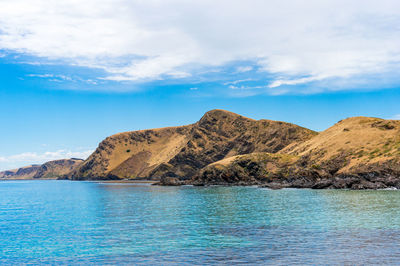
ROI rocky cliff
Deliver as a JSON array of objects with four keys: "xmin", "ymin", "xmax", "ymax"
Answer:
[{"xmin": 68, "ymin": 109, "xmax": 316, "ymax": 180}]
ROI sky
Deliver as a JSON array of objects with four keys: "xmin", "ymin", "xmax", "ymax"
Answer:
[{"xmin": 1, "ymin": 0, "xmax": 400, "ymax": 170}]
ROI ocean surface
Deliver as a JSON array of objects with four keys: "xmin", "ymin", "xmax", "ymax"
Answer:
[{"xmin": 1, "ymin": 181, "xmax": 400, "ymax": 265}]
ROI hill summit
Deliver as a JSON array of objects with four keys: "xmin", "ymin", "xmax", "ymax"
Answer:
[{"xmin": 68, "ymin": 109, "xmax": 316, "ymax": 180}]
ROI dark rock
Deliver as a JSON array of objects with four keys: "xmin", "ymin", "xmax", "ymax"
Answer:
[{"xmin": 312, "ymin": 179, "xmax": 333, "ymax": 189}]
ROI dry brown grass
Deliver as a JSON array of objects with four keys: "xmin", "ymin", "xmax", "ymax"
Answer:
[{"xmin": 284, "ymin": 116, "xmax": 400, "ymax": 173}]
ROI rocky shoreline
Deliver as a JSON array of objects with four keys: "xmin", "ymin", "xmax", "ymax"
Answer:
[{"xmin": 158, "ymin": 171, "xmax": 400, "ymax": 190}]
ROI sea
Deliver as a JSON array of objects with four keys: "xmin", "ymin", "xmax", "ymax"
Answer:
[{"xmin": 1, "ymin": 180, "xmax": 400, "ymax": 265}]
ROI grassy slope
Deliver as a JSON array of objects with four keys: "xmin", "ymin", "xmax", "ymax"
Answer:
[
  {"xmin": 284, "ymin": 117, "xmax": 400, "ymax": 174},
  {"xmin": 192, "ymin": 116, "xmax": 400, "ymax": 187}
]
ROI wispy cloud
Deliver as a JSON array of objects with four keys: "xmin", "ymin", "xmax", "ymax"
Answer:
[
  {"xmin": 27, "ymin": 73, "xmax": 72, "ymax": 81},
  {"xmin": 235, "ymin": 66, "xmax": 253, "ymax": 73},
  {"xmin": 228, "ymin": 85, "xmax": 266, "ymax": 90},
  {"xmin": 268, "ymin": 76, "xmax": 324, "ymax": 88},
  {"xmin": 223, "ymin": 78, "xmax": 255, "ymax": 85},
  {"xmin": 1, "ymin": 0, "xmax": 400, "ymax": 92},
  {"xmin": 27, "ymin": 73, "xmax": 102, "ymax": 85}
]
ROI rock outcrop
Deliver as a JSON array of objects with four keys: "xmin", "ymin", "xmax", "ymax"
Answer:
[{"xmin": 68, "ymin": 109, "xmax": 316, "ymax": 180}]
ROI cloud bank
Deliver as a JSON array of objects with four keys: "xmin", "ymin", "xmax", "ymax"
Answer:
[{"xmin": 1, "ymin": 0, "xmax": 400, "ymax": 91}]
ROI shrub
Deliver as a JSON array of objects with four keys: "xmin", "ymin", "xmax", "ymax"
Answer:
[{"xmin": 311, "ymin": 164, "xmax": 321, "ymax": 170}]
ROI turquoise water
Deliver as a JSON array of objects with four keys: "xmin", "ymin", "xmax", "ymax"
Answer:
[{"xmin": 1, "ymin": 181, "xmax": 400, "ymax": 265}]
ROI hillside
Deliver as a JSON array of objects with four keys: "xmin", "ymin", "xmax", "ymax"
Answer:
[
  {"xmin": 0, "ymin": 159, "xmax": 83, "ymax": 179},
  {"xmin": 0, "ymin": 165, "xmax": 41, "ymax": 179},
  {"xmin": 190, "ymin": 117, "xmax": 400, "ymax": 189},
  {"xmin": 33, "ymin": 158, "xmax": 84, "ymax": 179},
  {"xmin": 69, "ymin": 109, "xmax": 316, "ymax": 180},
  {"xmin": 284, "ymin": 117, "xmax": 400, "ymax": 174}
]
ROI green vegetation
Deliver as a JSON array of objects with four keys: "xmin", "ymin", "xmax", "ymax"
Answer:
[
  {"xmin": 356, "ymin": 150, "xmax": 365, "ymax": 158},
  {"xmin": 311, "ymin": 164, "xmax": 321, "ymax": 170}
]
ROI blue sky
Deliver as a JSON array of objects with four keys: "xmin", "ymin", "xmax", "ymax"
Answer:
[{"xmin": 1, "ymin": 0, "xmax": 400, "ymax": 170}]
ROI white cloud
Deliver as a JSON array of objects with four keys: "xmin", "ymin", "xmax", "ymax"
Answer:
[
  {"xmin": 235, "ymin": 66, "xmax": 253, "ymax": 73},
  {"xmin": 1, "ymin": 0, "xmax": 400, "ymax": 89},
  {"xmin": 0, "ymin": 149, "xmax": 93, "ymax": 171},
  {"xmin": 27, "ymin": 73, "xmax": 73, "ymax": 81},
  {"xmin": 27, "ymin": 73, "xmax": 103, "ymax": 85},
  {"xmin": 224, "ymin": 78, "xmax": 255, "ymax": 85},
  {"xmin": 27, "ymin": 74, "xmax": 54, "ymax": 78},
  {"xmin": 189, "ymin": 87, "xmax": 198, "ymax": 90},
  {"xmin": 268, "ymin": 76, "xmax": 325, "ymax": 88},
  {"xmin": 228, "ymin": 85, "xmax": 266, "ymax": 90}
]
